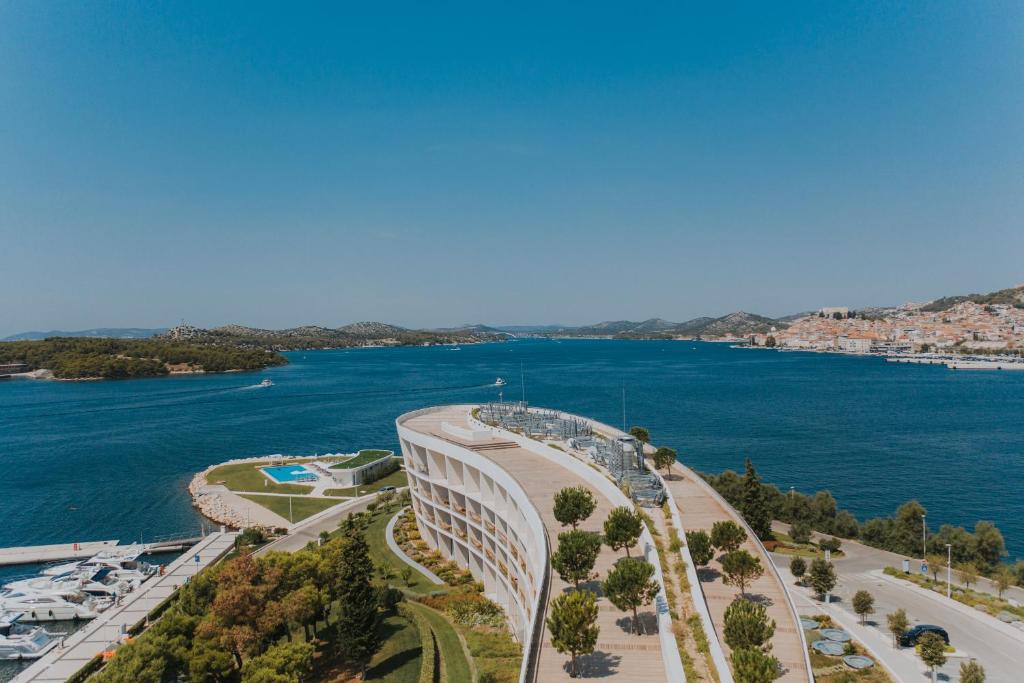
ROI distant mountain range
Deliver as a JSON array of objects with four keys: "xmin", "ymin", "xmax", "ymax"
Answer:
[
  {"xmin": 500, "ymin": 311, "xmax": 787, "ymax": 339},
  {"xmin": 2, "ymin": 328, "xmax": 166, "ymax": 341}
]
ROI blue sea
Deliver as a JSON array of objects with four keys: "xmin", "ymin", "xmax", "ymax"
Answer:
[{"xmin": 1, "ymin": 339, "xmax": 1022, "ymax": 571}]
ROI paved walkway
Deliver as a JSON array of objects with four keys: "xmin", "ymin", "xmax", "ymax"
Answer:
[
  {"xmin": 403, "ymin": 407, "xmax": 669, "ymax": 682},
  {"xmin": 0, "ymin": 540, "xmax": 119, "ymax": 567},
  {"xmin": 663, "ymin": 463, "xmax": 810, "ymax": 682},
  {"xmin": 385, "ymin": 507, "xmax": 444, "ymax": 585},
  {"xmin": 13, "ymin": 533, "xmax": 237, "ymax": 683}
]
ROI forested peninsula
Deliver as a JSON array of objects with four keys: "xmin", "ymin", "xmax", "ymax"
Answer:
[{"xmin": 0, "ymin": 337, "xmax": 287, "ymax": 380}]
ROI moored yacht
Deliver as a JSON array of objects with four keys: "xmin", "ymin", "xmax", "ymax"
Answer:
[
  {"xmin": 42, "ymin": 545, "xmax": 155, "ymax": 578},
  {"xmin": 5, "ymin": 568, "xmax": 138, "ymax": 602},
  {"xmin": 0, "ymin": 613, "xmax": 58, "ymax": 660},
  {"xmin": 0, "ymin": 590, "xmax": 104, "ymax": 621}
]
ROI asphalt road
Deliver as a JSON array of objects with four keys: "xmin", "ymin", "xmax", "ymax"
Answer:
[{"xmin": 771, "ymin": 530, "xmax": 1024, "ymax": 682}]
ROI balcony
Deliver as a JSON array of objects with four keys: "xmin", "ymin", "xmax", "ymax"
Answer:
[
  {"xmin": 484, "ymin": 520, "xmax": 496, "ymax": 533},
  {"xmin": 453, "ymin": 503, "xmax": 467, "ymax": 515},
  {"xmin": 439, "ymin": 522, "xmax": 453, "ymax": 532},
  {"xmin": 455, "ymin": 528, "xmax": 468, "ymax": 540},
  {"xmin": 485, "ymin": 548, "xmax": 496, "ymax": 562},
  {"xmin": 468, "ymin": 510, "xmax": 482, "ymax": 524},
  {"xmin": 508, "ymin": 545, "xmax": 519, "ymax": 560},
  {"xmin": 498, "ymin": 561, "xmax": 509, "ymax": 578},
  {"xmin": 471, "ymin": 538, "xmax": 483, "ymax": 550}
]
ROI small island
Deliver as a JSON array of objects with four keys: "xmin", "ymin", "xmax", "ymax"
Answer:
[{"xmin": 0, "ymin": 337, "xmax": 288, "ymax": 380}]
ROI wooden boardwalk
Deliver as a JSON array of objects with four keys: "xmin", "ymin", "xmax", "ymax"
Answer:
[
  {"xmin": 12, "ymin": 532, "xmax": 238, "ymax": 683},
  {"xmin": 0, "ymin": 540, "xmax": 120, "ymax": 566}
]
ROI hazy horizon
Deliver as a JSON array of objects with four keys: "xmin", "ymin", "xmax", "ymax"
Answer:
[{"xmin": 2, "ymin": 3, "xmax": 1022, "ymax": 338}]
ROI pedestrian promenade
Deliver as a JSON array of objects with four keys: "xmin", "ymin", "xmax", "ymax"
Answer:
[
  {"xmin": 662, "ymin": 462, "xmax": 810, "ymax": 681},
  {"xmin": 13, "ymin": 532, "xmax": 237, "ymax": 683},
  {"xmin": 0, "ymin": 540, "xmax": 119, "ymax": 566}
]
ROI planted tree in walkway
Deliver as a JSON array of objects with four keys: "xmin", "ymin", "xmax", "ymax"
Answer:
[
  {"xmin": 886, "ymin": 608, "xmax": 909, "ymax": 648},
  {"xmin": 723, "ymin": 597, "xmax": 775, "ymax": 652},
  {"xmin": 399, "ymin": 565, "xmax": 414, "ymax": 587},
  {"xmin": 994, "ymin": 565, "xmax": 1015, "ymax": 598},
  {"xmin": 925, "ymin": 553, "xmax": 946, "ymax": 582},
  {"xmin": 629, "ymin": 426, "xmax": 650, "ymax": 444},
  {"xmin": 686, "ymin": 530, "xmax": 714, "ymax": 568},
  {"xmin": 721, "ymin": 550, "xmax": 764, "ymax": 597},
  {"xmin": 554, "ymin": 486, "xmax": 598, "ymax": 530},
  {"xmin": 789, "ymin": 520, "xmax": 812, "ymax": 545},
  {"xmin": 547, "ymin": 588, "xmax": 600, "ymax": 678},
  {"xmin": 653, "ymin": 447, "xmax": 677, "ymax": 478},
  {"xmin": 959, "ymin": 660, "xmax": 986, "ymax": 683},
  {"xmin": 552, "ymin": 530, "xmax": 603, "ymax": 589},
  {"xmin": 919, "ymin": 632, "xmax": 947, "ymax": 683},
  {"xmin": 334, "ymin": 527, "xmax": 382, "ymax": 677},
  {"xmin": 789, "ymin": 557, "xmax": 806, "ymax": 585},
  {"xmin": 603, "ymin": 506, "xmax": 644, "ymax": 558},
  {"xmin": 808, "ymin": 558, "xmax": 837, "ymax": 601},
  {"xmin": 603, "ymin": 558, "xmax": 660, "ymax": 635},
  {"xmin": 852, "ymin": 590, "xmax": 875, "ymax": 625},
  {"xmin": 731, "ymin": 646, "xmax": 780, "ymax": 683},
  {"xmin": 956, "ymin": 562, "xmax": 979, "ymax": 590},
  {"xmin": 819, "ymin": 537, "xmax": 842, "ymax": 554},
  {"xmin": 741, "ymin": 459, "xmax": 773, "ymax": 540},
  {"xmin": 711, "ymin": 520, "xmax": 747, "ymax": 553}
]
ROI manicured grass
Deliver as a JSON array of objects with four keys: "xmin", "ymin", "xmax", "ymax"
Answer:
[
  {"xmin": 206, "ymin": 461, "xmax": 311, "ymax": 495},
  {"xmin": 883, "ymin": 566, "xmax": 1024, "ymax": 620},
  {"xmin": 330, "ymin": 449, "xmax": 394, "ymax": 469},
  {"xmin": 769, "ymin": 532, "xmax": 844, "ymax": 559},
  {"xmin": 364, "ymin": 613, "xmax": 423, "ymax": 683},
  {"xmin": 359, "ymin": 506, "xmax": 441, "ymax": 596},
  {"xmin": 238, "ymin": 494, "xmax": 342, "ymax": 522},
  {"xmin": 805, "ymin": 630, "xmax": 893, "ymax": 682},
  {"xmin": 406, "ymin": 603, "xmax": 472, "ymax": 683},
  {"xmin": 324, "ymin": 469, "xmax": 410, "ymax": 498}
]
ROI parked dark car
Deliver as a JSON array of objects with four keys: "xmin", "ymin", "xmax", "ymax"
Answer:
[{"xmin": 900, "ymin": 624, "xmax": 950, "ymax": 647}]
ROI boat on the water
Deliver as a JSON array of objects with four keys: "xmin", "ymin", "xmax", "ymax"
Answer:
[
  {"xmin": 494, "ymin": 377, "xmax": 506, "ymax": 386},
  {"xmin": 259, "ymin": 378, "xmax": 274, "ymax": 387},
  {"xmin": 5, "ymin": 568, "xmax": 141, "ymax": 602},
  {"xmin": 0, "ymin": 613, "xmax": 58, "ymax": 660},
  {"xmin": 41, "ymin": 545, "xmax": 154, "ymax": 578},
  {"xmin": 0, "ymin": 590, "xmax": 104, "ymax": 621}
]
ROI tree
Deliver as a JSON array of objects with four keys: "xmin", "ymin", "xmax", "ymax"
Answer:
[
  {"xmin": 602, "ymin": 558, "xmax": 660, "ymax": 635},
  {"xmin": 925, "ymin": 554, "xmax": 946, "ymax": 582},
  {"xmin": 789, "ymin": 520, "xmax": 812, "ymax": 545},
  {"xmin": 546, "ymin": 588, "xmax": 600, "ymax": 678},
  {"xmin": 710, "ymin": 520, "xmax": 747, "ymax": 553},
  {"xmin": 723, "ymin": 597, "xmax": 775, "ymax": 651},
  {"xmin": 552, "ymin": 530, "xmax": 603, "ymax": 589},
  {"xmin": 993, "ymin": 565, "xmax": 1015, "ymax": 598},
  {"xmin": 241, "ymin": 641, "xmax": 315, "ymax": 683},
  {"xmin": 731, "ymin": 646, "xmax": 780, "ymax": 683},
  {"xmin": 629, "ymin": 426, "xmax": 650, "ymax": 444},
  {"xmin": 852, "ymin": 590, "xmax": 875, "ymax": 625},
  {"xmin": 789, "ymin": 557, "xmax": 806, "ymax": 584},
  {"xmin": 959, "ymin": 660, "xmax": 986, "ymax": 683},
  {"xmin": 971, "ymin": 521, "xmax": 1006, "ymax": 570},
  {"xmin": 886, "ymin": 609, "xmax": 909, "ymax": 648},
  {"xmin": 334, "ymin": 528, "xmax": 382, "ymax": 677},
  {"xmin": 686, "ymin": 530, "xmax": 714, "ymax": 567},
  {"xmin": 399, "ymin": 565, "xmax": 414, "ymax": 587},
  {"xmin": 819, "ymin": 537, "xmax": 841, "ymax": 554},
  {"xmin": 740, "ymin": 459, "xmax": 772, "ymax": 540},
  {"xmin": 808, "ymin": 559, "xmax": 837, "ymax": 601},
  {"xmin": 919, "ymin": 632, "xmax": 947, "ymax": 683},
  {"xmin": 956, "ymin": 562, "xmax": 979, "ymax": 590},
  {"xmin": 553, "ymin": 486, "xmax": 598, "ymax": 530},
  {"xmin": 721, "ymin": 550, "xmax": 764, "ymax": 597},
  {"xmin": 653, "ymin": 447, "xmax": 677, "ymax": 477},
  {"xmin": 603, "ymin": 506, "xmax": 644, "ymax": 557}
]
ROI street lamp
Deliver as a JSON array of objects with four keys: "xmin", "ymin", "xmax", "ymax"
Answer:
[
  {"xmin": 946, "ymin": 543, "xmax": 952, "ymax": 599},
  {"xmin": 921, "ymin": 513, "xmax": 927, "ymax": 560}
]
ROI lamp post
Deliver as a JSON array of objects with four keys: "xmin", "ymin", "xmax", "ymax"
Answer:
[
  {"xmin": 921, "ymin": 513, "xmax": 927, "ymax": 560},
  {"xmin": 946, "ymin": 543, "xmax": 952, "ymax": 599}
]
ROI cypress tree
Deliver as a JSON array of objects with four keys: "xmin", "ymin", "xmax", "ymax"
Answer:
[
  {"xmin": 334, "ymin": 528, "xmax": 382, "ymax": 677},
  {"xmin": 741, "ymin": 459, "xmax": 772, "ymax": 540}
]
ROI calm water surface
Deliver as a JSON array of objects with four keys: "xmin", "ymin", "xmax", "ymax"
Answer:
[{"xmin": 1, "ymin": 339, "xmax": 1022, "ymax": 567}]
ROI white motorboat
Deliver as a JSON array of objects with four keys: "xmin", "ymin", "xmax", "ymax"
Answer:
[
  {"xmin": 0, "ymin": 590, "xmax": 104, "ymax": 621},
  {"xmin": 42, "ymin": 545, "xmax": 154, "ymax": 578},
  {"xmin": 259, "ymin": 378, "xmax": 274, "ymax": 387},
  {"xmin": 494, "ymin": 377, "xmax": 506, "ymax": 386},
  {"xmin": 6, "ymin": 568, "xmax": 139, "ymax": 602},
  {"xmin": 0, "ymin": 612, "xmax": 58, "ymax": 660}
]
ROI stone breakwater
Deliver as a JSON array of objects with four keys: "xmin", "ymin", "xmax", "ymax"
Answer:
[{"xmin": 188, "ymin": 456, "xmax": 296, "ymax": 529}]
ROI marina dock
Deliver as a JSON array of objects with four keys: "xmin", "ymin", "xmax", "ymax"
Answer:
[
  {"xmin": 0, "ymin": 541, "xmax": 120, "ymax": 567},
  {"xmin": 12, "ymin": 532, "xmax": 237, "ymax": 683}
]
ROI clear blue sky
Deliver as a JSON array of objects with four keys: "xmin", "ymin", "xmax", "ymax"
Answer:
[{"xmin": 1, "ymin": 2, "xmax": 1022, "ymax": 336}]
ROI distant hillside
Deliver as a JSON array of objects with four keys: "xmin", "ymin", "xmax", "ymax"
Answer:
[
  {"xmin": 546, "ymin": 312, "xmax": 786, "ymax": 340},
  {"xmin": 920, "ymin": 284, "xmax": 1024, "ymax": 312},
  {"xmin": 2, "ymin": 328, "xmax": 165, "ymax": 341},
  {"xmin": 163, "ymin": 321, "xmax": 503, "ymax": 351}
]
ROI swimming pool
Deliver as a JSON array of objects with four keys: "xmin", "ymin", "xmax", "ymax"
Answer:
[{"xmin": 261, "ymin": 464, "xmax": 318, "ymax": 483}]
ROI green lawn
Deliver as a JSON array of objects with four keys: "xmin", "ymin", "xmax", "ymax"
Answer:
[
  {"xmin": 330, "ymin": 449, "xmax": 394, "ymax": 469},
  {"xmin": 359, "ymin": 506, "xmax": 441, "ymax": 596},
  {"xmin": 206, "ymin": 461, "xmax": 311, "ymax": 495},
  {"xmin": 406, "ymin": 603, "xmax": 472, "ymax": 683},
  {"xmin": 324, "ymin": 469, "xmax": 410, "ymax": 498},
  {"xmin": 238, "ymin": 494, "xmax": 342, "ymax": 522},
  {"xmin": 364, "ymin": 614, "xmax": 423, "ymax": 683}
]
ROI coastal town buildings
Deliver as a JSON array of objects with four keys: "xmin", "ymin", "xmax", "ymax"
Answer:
[{"xmin": 756, "ymin": 301, "xmax": 1024, "ymax": 354}]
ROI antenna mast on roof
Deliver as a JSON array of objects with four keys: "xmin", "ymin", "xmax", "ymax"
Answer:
[
  {"xmin": 622, "ymin": 383, "xmax": 626, "ymax": 431},
  {"xmin": 521, "ymin": 362, "xmax": 526, "ymax": 404}
]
